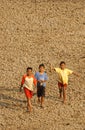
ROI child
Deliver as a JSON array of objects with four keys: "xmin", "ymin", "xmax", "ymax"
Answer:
[
  {"xmin": 51, "ymin": 61, "xmax": 79, "ymax": 103},
  {"xmin": 35, "ymin": 64, "xmax": 48, "ymax": 108},
  {"xmin": 20, "ymin": 67, "xmax": 37, "ymax": 112}
]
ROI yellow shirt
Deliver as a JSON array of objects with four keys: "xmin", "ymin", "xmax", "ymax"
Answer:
[{"xmin": 55, "ymin": 68, "xmax": 73, "ymax": 84}]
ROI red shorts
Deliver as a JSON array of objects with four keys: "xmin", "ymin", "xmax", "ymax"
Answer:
[
  {"xmin": 24, "ymin": 87, "xmax": 33, "ymax": 99},
  {"xmin": 58, "ymin": 82, "xmax": 67, "ymax": 88}
]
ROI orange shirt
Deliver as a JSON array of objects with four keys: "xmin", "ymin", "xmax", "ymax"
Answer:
[{"xmin": 21, "ymin": 74, "xmax": 37, "ymax": 91}]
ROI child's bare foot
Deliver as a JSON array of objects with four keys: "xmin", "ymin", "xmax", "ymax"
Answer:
[
  {"xmin": 40, "ymin": 105, "xmax": 44, "ymax": 109},
  {"xmin": 59, "ymin": 95, "xmax": 62, "ymax": 99},
  {"xmin": 27, "ymin": 105, "xmax": 32, "ymax": 113},
  {"xmin": 26, "ymin": 109, "xmax": 30, "ymax": 113},
  {"xmin": 63, "ymin": 100, "xmax": 66, "ymax": 104}
]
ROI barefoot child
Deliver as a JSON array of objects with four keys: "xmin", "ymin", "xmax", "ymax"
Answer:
[
  {"xmin": 35, "ymin": 64, "xmax": 48, "ymax": 108},
  {"xmin": 51, "ymin": 61, "xmax": 79, "ymax": 103},
  {"xmin": 20, "ymin": 67, "xmax": 37, "ymax": 112}
]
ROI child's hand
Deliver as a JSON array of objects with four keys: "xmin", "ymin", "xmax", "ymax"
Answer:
[
  {"xmin": 38, "ymin": 80, "xmax": 41, "ymax": 83},
  {"xmin": 73, "ymin": 72, "xmax": 80, "ymax": 77},
  {"xmin": 38, "ymin": 80, "xmax": 44, "ymax": 83},
  {"xmin": 78, "ymin": 74, "xmax": 80, "ymax": 77},
  {"xmin": 41, "ymin": 80, "xmax": 44, "ymax": 82},
  {"xmin": 19, "ymin": 87, "xmax": 22, "ymax": 92},
  {"xmin": 20, "ymin": 86, "xmax": 23, "ymax": 92}
]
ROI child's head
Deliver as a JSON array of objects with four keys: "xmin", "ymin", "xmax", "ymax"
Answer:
[
  {"xmin": 26, "ymin": 67, "xmax": 32, "ymax": 75},
  {"xmin": 39, "ymin": 64, "xmax": 45, "ymax": 73},
  {"xmin": 60, "ymin": 61, "xmax": 66, "ymax": 70}
]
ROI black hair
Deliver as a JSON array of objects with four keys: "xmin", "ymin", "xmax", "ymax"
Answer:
[
  {"xmin": 27, "ymin": 67, "xmax": 32, "ymax": 71},
  {"xmin": 39, "ymin": 63, "xmax": 45, "ymax": 69},
  {"xmin": 60, "ymin": 61, "xmax": 66, "ymax": 66}
]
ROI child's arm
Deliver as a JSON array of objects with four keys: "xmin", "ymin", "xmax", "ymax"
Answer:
[
  {"xmin": 33, "ymin": 76, "xmax": 37, "ymax": 86},
  {"xmin": 20, "ymin": 75, "xmax": 25, "ymax": 92},
  {"xmin": 50, "ymin": 63, "xmax": 55, "ymax": 72},
  {"xmin": 40, "ymin": 80, "xmax": 47, "ymax": 83},
  {"xmin": 20, "ymin": 84, "xmax": 23, "ymax": 92}
]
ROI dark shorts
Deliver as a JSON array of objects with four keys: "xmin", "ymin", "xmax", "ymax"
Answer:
[{"xmin": 37, "ymin": 83, "xmax": 45, "ymax": 97}]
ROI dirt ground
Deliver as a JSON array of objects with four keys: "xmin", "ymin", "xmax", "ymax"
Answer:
[{"xmin": 0, "ymin": 0, "xmax": 85, "ymax": 130}]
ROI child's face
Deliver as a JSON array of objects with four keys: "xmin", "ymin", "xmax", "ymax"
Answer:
[
  {"xmin": 60, "ymin": 63, "xmax": 66, "ymax": 70},
  {"xmin": 27, "ymin": 69, "xmax": 32, "ymax": 76},
  {"xmin": 39, "ymin": 66, "xmax": 45, "ymax": 73}
]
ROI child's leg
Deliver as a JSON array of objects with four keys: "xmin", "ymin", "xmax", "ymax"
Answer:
[
  {"xmin": 62, "ymin": 87, "xmax": 66, "ymax": 103},
  {"xmin": 59, "ymin": 87, "xmax": 62, "ymax": 98},
  {"xmin": 24, "ymin": 88, "xmax": 33, "ymax": 111},
  {"xmin": 41, "ymin": 96, "xmax": 44, "ymax": 107},
  {"xmin": 38, "ymin": 97, "xmax": 41, "ymax": 103},
  {"xmin": 37, "ymin": 85, "xmax": 41, "ymax": 103},
  {"xmin": 27, "ymin": 98, "xmax": 32, "ymax": 112},
  {"xmin": 58, "ymin": 82, "xmax": 62, "ymax": 98},
  {"xmin": 40, "ymin": 87, "xmax": 45, "ymax": 107}
]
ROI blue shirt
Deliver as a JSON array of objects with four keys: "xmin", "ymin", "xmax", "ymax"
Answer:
[{"xmin": 35, "ymin": 72, "xmax": 48, "ymax": 87}]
